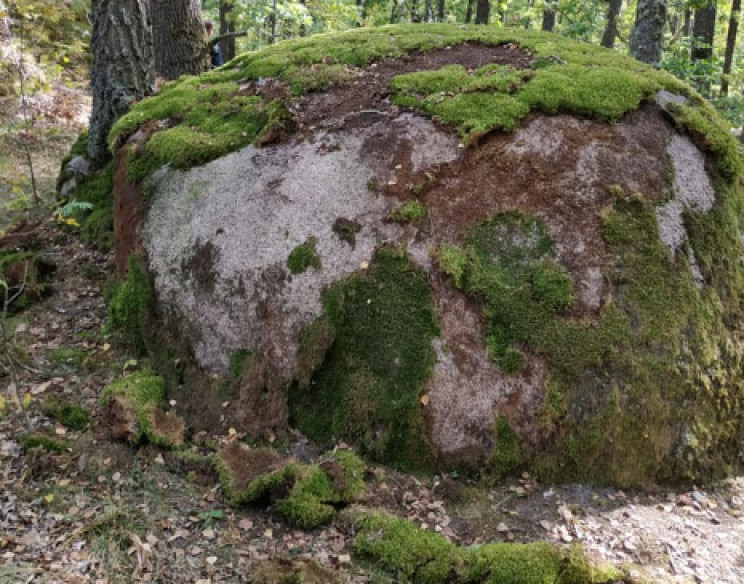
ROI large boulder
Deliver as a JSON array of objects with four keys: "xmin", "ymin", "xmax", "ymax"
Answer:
[{"xmin": 109, "ymin": 24, "xmax": 744, "ymax": 486}]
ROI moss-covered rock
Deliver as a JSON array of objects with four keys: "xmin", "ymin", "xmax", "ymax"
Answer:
[
  {"xmin": 101, "ymin": 370, "xmax": 184, "ymax": 448},
  {"xmin": 216, "ymin": 442, "xmax": 365, "ymax": 528},
  {"xmin": 113, "ymin": 24, "xmax": 744, "ymax": 486}
]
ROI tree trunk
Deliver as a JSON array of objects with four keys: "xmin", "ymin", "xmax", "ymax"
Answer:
[
  {"xmin": 721, "ymin": 0, "xmax": 740, "ymax": 95},
  {"xmin": 425, "ymin": 0, "xmax": 434, "ymax": 22},
  {"xmin": 475, "ymin": 0, "xmax": 490, "ymax": 24},
  {"xmin": 691, "ymin": 1, "xmax": 717, "ymax": 61},
  {"xmin": 270, "ymin": 0, "xmax": 278, "ymax": 44},
  {"xmin": 629, "ymin": 0, "xmax": 668, "ymax": 65},
  {"xmin": 683, "ymin": 8, "xmax": 691, "ymax": 36},
  {"xmin": 541, "ymin": 0, "xmax": 556, "ymax": 31},
  {"xmin": 601, "ymin": 0, "xmax": 623, "ymax": 48},
  {"xmin": 219, "ymin": 1, "xmax": 236, "ymax": 62},
  {"xmin": 465, "ymin": 0, "xmax": 475, "ymax": 23},
  {"xmin": 151, "ymin": 0, "xmax": 207, "ymax": 80},
  {"xmin": 438, "ymin": 0, "xmax": 445, "ymax": 21},
  {"xmin": 88, "ymin": 0, "xmax": 153, "ymax": 166}
]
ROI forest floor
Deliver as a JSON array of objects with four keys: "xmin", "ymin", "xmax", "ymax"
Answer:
[{"xmin": 2, "ymin": 85, "xmax": 744, "ymax": 584}]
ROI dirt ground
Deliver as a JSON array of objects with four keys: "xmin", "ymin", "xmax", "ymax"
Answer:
[{"xmin": 2, "ymin": 77, "xmax": 744, "ymax": 584}]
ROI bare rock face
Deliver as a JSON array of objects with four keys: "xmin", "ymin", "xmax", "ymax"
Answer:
[{"xmin": 111, "ymin": 25, "xmax": 744, "ymax": 486}]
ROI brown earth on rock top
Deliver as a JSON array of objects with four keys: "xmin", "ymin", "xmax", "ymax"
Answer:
[
  {"xmin": 145, "ymin": 406, "xmax": 186, "ymax": 447},
  {"xmin": 295, "ymin": 42, "xmax": 533, "ymax": 131},
  {"xmin": 113, "ymin": 146, "xmax": 145, "ymax": 279}
]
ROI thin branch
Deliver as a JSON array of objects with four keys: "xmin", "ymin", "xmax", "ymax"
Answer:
[{"xmin": 208, "ymin": 31, "xmax": 247, "ymax": 48}]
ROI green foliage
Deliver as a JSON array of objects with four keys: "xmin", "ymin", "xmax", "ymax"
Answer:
[
  {"xmin": 389, "ymin": 200, "xmax": 427, "ymax": 223},
  {"xmin": 20, "ymin": 434, "xmax": 68, "ymax": 453},
  {"xmin": 108, "ymin": 256, "xmax": 152, "ymax": 355},
  {"xmin": 58, "ymin": 163, "xmax": 114, "ymax": 251},
  {"xmin": 42, "ymin": 396, "xmax": 91, "ymax": 430},
  {"xmin": 289, "ymin": 247, "xmax": 439, "ymax": 471},
  {"xmin": 350, "ymin": 511, "xmax": 621, "ymax": 584},
  {"xmin": 287, "ymin": 237, "xmax": 321, "ymax": 274}
]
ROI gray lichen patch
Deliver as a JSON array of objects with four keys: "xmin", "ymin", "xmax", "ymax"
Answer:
[
  {"xmin": 656, "ymin": 134, "xmax": 716, "ymax": 258},
  {"xmin": 141, "ymin": 114, "xmax": 461, "ymax": 376}
]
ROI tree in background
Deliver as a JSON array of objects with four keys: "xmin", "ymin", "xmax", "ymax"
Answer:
[
  {"xmin": 601, "ymin": 0, "xmax": 623, "ymax": 47},
  {"xmin": 542, "ymin": 0, "xmax": 557, "ymax": 31},
  {"xmin": 88, "ymin": 0, "xmax": 153, "ymax": 166},
  {"xmin": 722, "ymin": 0, "xmax": 741, "ymax": 95},
  {"xmin": 220, "ymin": 0, "xmax": 237, "ymax": 62},
  {"xmin": 475, "ymin": 0, "xmax": 490, "ymax": 23},
  {"xmin": 151, "ymin": 0, "xmax": 208, "ymax": 80},
  {"xmin": 629, "ymin": 0, "xmax": 668, "ymax": 65}
]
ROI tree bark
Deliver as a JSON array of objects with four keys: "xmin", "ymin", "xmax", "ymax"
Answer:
[
  {"xmin": 151, "ymin": 0, "xmax": 207, "ymax": 80},
  {"xmin": 88, "ymin": 0, "xmax": 153, "ymax": 166},
  {"xmin": 438, "ymin": 0, "xmax": 445, "ymax": 21},
  {"xmin": 629, "ymin": 0, "xmax": 668, "ymax": 66},
  {"xmin": 691, "ymin": 1, "xmax": 717, "ymax": 61},
  {"xmin": 541, "ymin": 0, "xmax": 556, "ymax": 31},
  {"xmin": 601, "ymin": 0, "xmax": 623, "ymax": 48},
  {"xmin": 722, "ymin": 0, "xmax": 740, "ymax": 95},
  {"xmin": 475, "ymin": 0, "xmax": 490, "ymax": 24},
  {"xmin": 219, "ymin": 1, "xmax": 236, "ymax": 62},
  {"xmin": 425, "ymin": 0, "xmax": 434, "ymax": 22},
  {"xmin": 465, "ymin": 0, "xmax": 475, "ymax": 23},
  {"xmin": 683, "ymin": 8, "xmax": 691, "ymax": 36}
]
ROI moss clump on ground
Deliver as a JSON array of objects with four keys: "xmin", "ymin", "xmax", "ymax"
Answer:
[
  {"xmin": 216, "ymin": 442, "xmax": 365, "ymax": 528},
  {"xmin": 108, "ymin": 256, "xmax": 152, "ymax": 355},
  {"xmin": 348, "ymin": 510, "xmax": 620, "ymax": 584},
  {"xmin": 20, "ymin": 434, "xmax": 68, "ymax": 453},
  {"xmin": 390, "ymin": 200, "xmax": 427, "ymax": 223},
  {"xmin": 109, "ymin": 24, "xmax": 736, "ymax": 183},
  {"xmin": 42, "ymin": 396, "xmax": 91, "ymax": 431},
  {"xmin": 287, "ymin": 237, "xmax": 321, "ymax": 274},
  {"xmin": 289, "ymin": 247, "xmax": 439, "ymax": 472},
  {"xmin": 101, "ymin": 370, "xmax": 184, "ymax": 448}
]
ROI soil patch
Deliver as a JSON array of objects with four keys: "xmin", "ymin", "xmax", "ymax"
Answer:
[
  {"xmin": 218, "ymin": 441, "xmax": 284, "ymax": 495},
  {"xmin": 295, "ymin": 42, "xmax": 533, "ymax": 130}
]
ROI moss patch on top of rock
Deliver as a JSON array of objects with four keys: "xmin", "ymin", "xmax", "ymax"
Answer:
[
  {"xmin": 289, "ymin": 247, "xmax": 439, "ymax": 472},
  {"xmin": 108, "ymin": 24, "xmax": 739, "ymax": 185},
  {"xmin": 347, "ymin": 509, "xmax": 621, "ymax": 584}
]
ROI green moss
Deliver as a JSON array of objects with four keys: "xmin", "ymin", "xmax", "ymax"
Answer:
[
  {"xmin": 217, "ymin": 443, "xmax": 366, "ymax": 528},
  {"xmin": 42, "ymin": 396, "xmax": 91, "ymax": 431},
  {"xmin": 289, "ymin": 247, "xmax": 439, "ymax": 471},
  {"xmin": 487, "ymin": 416, "xmax": 525, "ymax": 479},
  {"xmin": 59, "ymin": 164, "xmax": 114, "ymax": 250},
  {"xmin": 20, "ymin": 434, "xmax": 68, "ymax": 453},
  {"xmin": 48, "ymin": 347, "xmax": 88, "ymax": 367},
  {"xmin": 390, "ymin": 201, "xmax": 427, "ymax": 223},
  {"xmin": 109, "ymin": 24, "xmax": 737, "ymax": 185},
  {"xmin": 229, "ymin": 349, "xmax": 253, "ymax": 380},
  {"xmin": 350, "ymin": 511, "xmax": 621, "ymax": 584},
  {"xmin": 287, "ymin": 237, "xmax": 321, "ymax": 274},
  {"xmin": 108, "ymin": 256, "xmax": 152, "ymax": 355},
  {"xmin": 434, "ymin": 212, "xmax": 578, "ymax": 375},
  {"xmin": 100, "ymin": 370, "xmax": 182, "ymax": 447}
]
